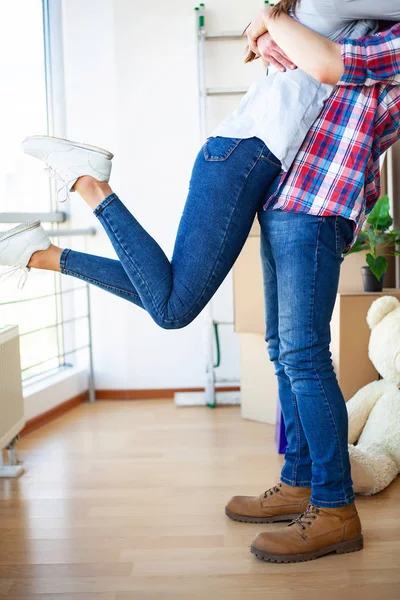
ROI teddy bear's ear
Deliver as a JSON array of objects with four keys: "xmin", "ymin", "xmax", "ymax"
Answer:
[{"xmin": 367, "ymin": 296, "xmax": 400, "ymax": 329}]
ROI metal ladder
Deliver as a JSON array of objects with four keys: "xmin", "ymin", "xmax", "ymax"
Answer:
[{"xmin": 195, "ymin": 3, "xmax": 255, "ymax": 407}]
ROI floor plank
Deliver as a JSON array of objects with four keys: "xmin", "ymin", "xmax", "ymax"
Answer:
[{"xmin": 0, "ymin": 399, "xmax": 399, "ymax": 599}]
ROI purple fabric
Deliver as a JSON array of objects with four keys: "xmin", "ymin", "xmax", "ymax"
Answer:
[{"xmin": 275, "ymin": 401, "xmax": 288, "ymax": 455}]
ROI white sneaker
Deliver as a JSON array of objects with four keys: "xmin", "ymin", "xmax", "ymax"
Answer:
[
  {"xmin": 0, "ymin": 221, "xmax": 51, "ymax": 288},
  {"xmin": 22, "ymin": 135, "xmax": 114, "ymax": 202}
]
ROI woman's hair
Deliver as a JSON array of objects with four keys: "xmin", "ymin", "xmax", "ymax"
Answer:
[
  {"xmin": 244, "ymin": 0, "xmax": 301, "ymax": 63},
  {"xmin": 270, "ymin": 0, "xmax": 300, "ymax": 19}
]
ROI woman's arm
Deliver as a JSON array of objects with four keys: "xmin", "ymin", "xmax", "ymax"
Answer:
[
  {"xmin": 247, "ymin": 8, "xmax": 343, "ymax": 84},
  {"xmin": 249, "ymin": 8, "xmax": 400, "ymax": 86}
]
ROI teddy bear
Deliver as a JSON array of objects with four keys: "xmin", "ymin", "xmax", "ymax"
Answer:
[{"xmin": 347, "ymin": 295, "xmax": 400, "ymax": 495}]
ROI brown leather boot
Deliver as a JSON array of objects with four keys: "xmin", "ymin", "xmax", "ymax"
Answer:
[
  {"xmin": 225, "ymin": 482, "xmax": 311, "ymax": 524},
  {"xmin": 251, "ymin": 502, "xmax": 363, "ymax": 563}
]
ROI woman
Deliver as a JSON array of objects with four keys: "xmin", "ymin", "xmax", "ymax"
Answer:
[{"xmin": 0, "ymin": 1, "xmax": 373, "ymax": 331}]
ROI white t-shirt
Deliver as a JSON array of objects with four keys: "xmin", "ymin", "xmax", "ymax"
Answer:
[{"xmin": 212, "ymin": 0, "xmax": 375, "ymax": 171}]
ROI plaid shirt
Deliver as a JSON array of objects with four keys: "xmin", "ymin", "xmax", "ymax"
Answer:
[{"xmin": 264, "ymin": 23, "xmax": 400, "ymax": 248}]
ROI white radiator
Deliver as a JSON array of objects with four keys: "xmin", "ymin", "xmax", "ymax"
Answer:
[{"xmin": 0, "ymin": 325, "xmax": 25, "ymax": 477}]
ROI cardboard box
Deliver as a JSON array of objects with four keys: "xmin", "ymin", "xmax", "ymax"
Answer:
[
  {"xmin": 239, "ymin": 333, "xmax": 278, "ymax": 425},
  {"xmin": 331, "ymin": 290, "xmax": 400, "ymax": 400},
  {"xmin": 233, "ymin": 235, "xmax": 265, "ymax": 334}
]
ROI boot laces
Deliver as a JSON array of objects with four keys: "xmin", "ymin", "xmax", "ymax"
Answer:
[
  {"xmin": 289, "ymin": 504, "xmax": 319, "ymax": 531},
  {"xmin": 0, "ymin": 266, "xmax": 29, "ymax": 289},
  {"xmin": 263, "ymin": 482, "xmax": 282, "ymax": 498}
]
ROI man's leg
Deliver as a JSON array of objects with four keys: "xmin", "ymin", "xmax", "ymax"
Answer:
[
  {"xmin": 224, "ymin": 208, "xmax": 312, "ymax": 524},
  {"xmin": 259, "ymin": 213, "xmax": 312, "ymax": 489},
  {"xmin": 264, "ymin": 211, "xmax": 355, "ymax": 506},
  {"xmin": 250, "ymin": 209, "xmax": 363, "ymax": 563}
]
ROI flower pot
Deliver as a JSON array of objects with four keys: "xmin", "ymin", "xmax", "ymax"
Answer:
[{"xmin": 361, "ymin": 266, "xmax": 386, "ymax": 292}]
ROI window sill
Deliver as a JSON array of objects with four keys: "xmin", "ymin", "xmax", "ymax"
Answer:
[{"xmin": 23, "ymin": 365, "xmax": 89, "ymax": 421}]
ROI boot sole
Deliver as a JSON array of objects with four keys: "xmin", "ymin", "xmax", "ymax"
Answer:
[
  {"xmin": 23, "ymin": 135, "xmax": 114, "ymax": 159},
  {"xmin": 0, "ymin": 221, "xmax": 41, "ymax": 243},
  {"xmin": 251, "ymin": 535, "xmax": 364, "ymax": 563},
  {"xmin": 225, "ymin": 507, "xmax": 300, "ymax": 524}
]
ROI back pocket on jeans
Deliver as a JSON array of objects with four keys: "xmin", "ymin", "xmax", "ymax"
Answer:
[{"xmin": 203, "ymin": 137, "xmax": 242, "ymax": 162}]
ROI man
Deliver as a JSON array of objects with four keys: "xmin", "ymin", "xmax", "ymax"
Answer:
[{"xmin": 226, "ymin": 4, "xmax": 400, "ymax": 563}]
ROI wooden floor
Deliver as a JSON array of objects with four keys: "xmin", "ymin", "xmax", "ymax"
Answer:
[{"xmin": 0, "ymin": 399, "xmax": 399, "ymax": 600}]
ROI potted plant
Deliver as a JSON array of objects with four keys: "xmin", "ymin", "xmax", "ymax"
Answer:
[{"xmin": 347, "ymin": 195, "xmax": 400, "ymax": 292}]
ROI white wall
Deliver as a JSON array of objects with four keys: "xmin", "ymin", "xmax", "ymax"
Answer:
[{"xmin": 61, "ymin": 0, "xmax": 263, "ymax": 390}]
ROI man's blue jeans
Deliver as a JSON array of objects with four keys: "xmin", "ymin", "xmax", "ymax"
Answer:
[
  {"xmin": 60, "ymin": 137, "xmax": 281, "ymax": 329},
  {"xmin": 258, "ymin": 207, "xmax": 356, "ymax": 508}
]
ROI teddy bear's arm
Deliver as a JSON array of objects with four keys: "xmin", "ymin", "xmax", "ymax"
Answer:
[{"xmin": 347, "ymin": 379, "xmax": 393, "ymax": 444}]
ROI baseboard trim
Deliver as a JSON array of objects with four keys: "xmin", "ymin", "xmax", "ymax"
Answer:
[
  {"xmin": 20, "ymin": 391, "xmax": 89, "ymax": 437},
  {"xmin": 96, "ymin": 386, "xmax": 240, "ymax": 400},
  {"xmin": 19, "ymin": 387, "xmax": 241, "ymax": 435}
]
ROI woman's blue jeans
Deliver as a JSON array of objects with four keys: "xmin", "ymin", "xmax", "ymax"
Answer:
[
  {"xmin": 258, "ymin": 207, "xmax": 356, "ymax": 508},
  {"xmin": 60, "ymin": 137, "xmax": 281, "ymax": 329}
]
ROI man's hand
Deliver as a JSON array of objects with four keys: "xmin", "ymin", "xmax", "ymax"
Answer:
[{"xmin": 257, "ymin": 32, "xmax": 297, "ymax": 72}]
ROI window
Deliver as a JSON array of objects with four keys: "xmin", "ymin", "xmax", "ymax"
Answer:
[
  {"xmin": 0, "ymin": 0, "xmax": 50, "ymax": 213},
  {"xmin": 0, "ymin": 1, "xmax": 92, "ymax": 385}
]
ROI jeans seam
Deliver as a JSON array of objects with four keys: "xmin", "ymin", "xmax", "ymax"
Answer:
[
  {"xmin": 203, "ymin": 138, "xmax": 243, "ymax": 161},
  {"xmin": 281, "ymin": 475, "xmax": 311, "ymax": 487},
  {"xmin": 93, "ymin": 193, "xmax": 119, "ymax": 217},
  {"xmin": 310, "ymin": 494, "xmax": 355, "ymax": 508},
  {"xmin": 61, "ymin": 267, "xmax": 142, "ymax": 300},
  {"xmin": 335, "ymin": 216, "xmax": 339, "ymax": 256},
  {"xmin": 260, "ymin": 153, "xmax": 281, "ymax": 168},
  {"xmin": 335, "ymin": 216, "xmax": 342, "ymax": 257},
  {"xmin": 59, "ymin": 248, "xmax": 71, "ymax": 271},
  {"xmin": 291, "ymin": 392, "xmax": 301, "ymax": 484},
  {"xmin": 310, "ymin": 219, "xmax": 348, "ymax": 504}
]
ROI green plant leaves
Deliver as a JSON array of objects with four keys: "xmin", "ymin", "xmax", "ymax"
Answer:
[
  {"xmin": 366, "ymin": 254, "xmax": 388, "ymax": 281},
  {"xmin": 367, "ymin": 195, "xmax": 393, "ymax": 230},
  {"xmin": 348, "ymin": 196, "xmax": 400, "ymax": 260},
  {"xmin": 346, "ymin": 196, "xmax": 400, "ymax": 278},
  {"xmin": 346, "ymin": 236, "xmax": 369, "ymax": 255}
]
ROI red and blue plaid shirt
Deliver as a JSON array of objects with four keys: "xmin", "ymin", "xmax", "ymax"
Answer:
[{"xmin": 264, "ymin": 23, "xmax": 400, "ymax": 248}]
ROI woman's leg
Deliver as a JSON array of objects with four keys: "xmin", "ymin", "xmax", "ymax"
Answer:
[
  {"xmin": 29, "ymin": 245, "xmax": 146, "ymax": 308},
  {"xmin": 258, "ymin": 208, "xmax": 355, "ymax": 508},
  {"xmin": 258, "ymin": 209, "xmax": 312, "ymax": 488},
  {"xmin": 43, "ymin": 137, "xmax": 281, "ymax": 329}
]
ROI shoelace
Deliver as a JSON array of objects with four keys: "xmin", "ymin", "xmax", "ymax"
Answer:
[
  {"xmin": 0, "ymin": 266, "xmax": 29, "ymax": 289},
  {"xmin": 45, "ymin": 164, "xmax": 75, "ymax": 203},
  {"xmin": 289, "ymin": 504, "xmax": 319, "ymax": 531},
  {"xmin": 263, "ymin": 482, "xmax": 282, "ymax": 498}
]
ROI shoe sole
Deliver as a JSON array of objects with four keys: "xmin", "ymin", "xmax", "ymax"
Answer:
[
  {"xmin": 0, "ymin": 221, "xmax": 41, "ymax": 243},
  {"xmin": 250, "ymin": 535, "xmax": 364, "ymax": 563},
  {"xmin": 22, "ymin": 135, "xmax": 114, "ymax": 159},
  {"xmin": 225, "ymin": 507, "xmax": 300, "ymax": 524}
]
